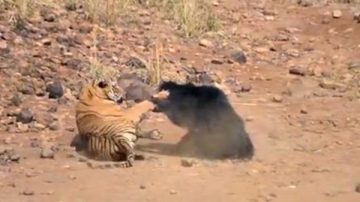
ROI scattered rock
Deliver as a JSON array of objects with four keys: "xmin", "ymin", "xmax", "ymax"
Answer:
[
  {"xmin": 62, "ymin": 58, "xmax": 83, "ymax": 70},
  {"xmin": 16, "ymin": 108, "xmax": 33, "ymax": 124},
  {"xmin": 40, "ymin": 148, "xmax": 55, "ymax": 159},
  {"xmin": 66, "ymin": 127, "xmax": 75, "ymax": 132},
  {"xmin": 211, "ymin": 58, "xmax": 223, "ymax": 65},
  {"xmin": 0, "ymin": 147, "xmax": 7, "ymax": 155},
  {"xmin": 300, "ymin": 107, "xmax": 308, "ymax": 114},
  {"xmin": 46, "ymin": 81, "xmax": 64, "ymax": 99},
  {"xmin": 272, "ymin": 95, "xmax": 283, "ymax": 103},
  {"xmin": 275, "ymin": 34, "xmax": 290, "ymax": 41},
  {"xmin": 355, "ymin": 183, "xmax": 360, "ymax": 193},
  {"xmin": 181, "ymin": 159, "xmax": 197, "ymax": 167},
  {"xmin": 48, "ymin": 106, "xmax": 58, "ymax": 113},
  {"xmin": 10, "ymin": 93, "xmax": 22, "ymax": 106},
  {"xmin": 289, "ymin": 66, "xmax": 308, "ymax": 76},
  {"xmin": 21, "ymin": 189, "xmax": 34, "ymax": 196},
  {"xmin": 319, "ymin": 79, "xmax": 344, "ymax": 90},
  {"xmin": 9, "ymin": 153, "xmax": 20, "ymax": 162},
  {"xmin": 199, "ymin": 39, "xmax": 214, "ymax": 48},
  {"xmin": 139, "ymin": 184, "xmax": 146, "ymax": 190},
  {"xmin": 298, "ymin": 0, "xmax": 313, "ymax": 7},
  {"xmin": 169, "ymin": 189, "xmax": 177, "ymax": 195},
  {"xmin": 40, "ymin": 9, "xmax": 56, "ymax": 22},
  {"xmin": 0, "ymin": 40, "xmax": 8, "ymax": 49},
  {"xmin": 332, "ymin": 10, "xmax": 342, "ymax": 19},
  {"xmin": 41, "ymin": 38, "xmax": 52, "ymax": 46},
  {"xmin": 17, "ymin": 122, "xmax": 29, "ymax": 132},
  {"xmin": 34, "ymin": 113, "xmax": 54, "ymax": 127},
  {"xmin": 245, "ymin": 116, "xmax": 254, "ymax": 122},
  {"xmin": 125, "ymin": 57, "xmax": 147, "ymax": 69},
  {"xmin": 237, "ymin": 83, "xmax": 252, "ymax": 93},
  {"xmin": 197, "ymin": 72, "xmax": 214, "ymax": 84},
  {"xmin": 33, "ymin": 122, "xmax": 46, "ymax": 130},
  {"xmin": 354, "ymin": 12, "xmax": 360, "ymax": 23},
  {"xmin": 18, "ymin": 83, "xmax": 35, "ymax": 95},
  {"xmin": 69, "ymin": 175, "xmax": 77, "ymax": 180},
  {"xmin": 49, "ymin": 121, "xmax": 60, "ymax": 131},
  {"xmin": 78, "ymin": 24, "xmax": 93, "ymax": 34},
  {"xmin": 286, "ymin": 49, "xmax": 300, "ymax": 57},
  {"xmin": 65, "ymin": 1, "xmax": 77, "ymax": 11},
  {"xmin": 230, "ymin": 50, "xmax": 247, "ymax": 64},
  {"xmin": 348, "ymin": 60, "xmax": 360, "ymax": 70},
  {"xmin": 264, "ymin": 16, "xmax": 275, "ymax": 21}
]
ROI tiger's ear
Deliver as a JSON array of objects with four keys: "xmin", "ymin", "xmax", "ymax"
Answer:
[{"xmin": 79, "ymin": 85, "xmax": 93, "ymax": 100}]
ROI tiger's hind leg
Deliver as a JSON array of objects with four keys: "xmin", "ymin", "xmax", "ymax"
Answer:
[
  {"xmin": 112, "ymin": 134, "xmax": 137, "ymax": 167},
  {"xmin": 69, "ymin": 135, "xmax": 135, "ymax": 169}
]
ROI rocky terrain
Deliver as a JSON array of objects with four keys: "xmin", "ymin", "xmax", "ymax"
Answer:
[{"xmin": 0, "ymin": 0, "xmax": 360, "ymax": 202}]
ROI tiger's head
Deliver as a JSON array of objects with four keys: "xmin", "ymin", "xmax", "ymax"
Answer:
[{"xmin": 79, "ymin": 79, "xmax": 125, "ymax": 104}]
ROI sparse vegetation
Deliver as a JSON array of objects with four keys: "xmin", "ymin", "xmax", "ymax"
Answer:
[
  {"xmin": 87, "ymin": 27, "xmax": 119, "ymax": 81},
  {"xmin": 172, "ymin": 0, "xmax": 221, "ymax": 37},
  {"xmin": 146, "ymin": 41, "xmax": 164, "ymax": 86},
  {"xmin": 6, "ymin": 0, "xmax": 36, "ymax": 17},
  {"xmin": 142, "ymin": 0, "xmax": 221, "ymax": 37},
  {"xmin": 79, "ymin": 0, "xmax": 135, "ymax": 26}
]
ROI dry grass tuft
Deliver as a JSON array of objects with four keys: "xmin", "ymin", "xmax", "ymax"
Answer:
[
  {"xmin": 146, "ymin": 40, "xmax": 164, "ymax": 86},
  {"xmin": 142, "ymin": 0, "xmax": 221, "ymax": 37},
  {"xmin": 80, "ymin": 0, "xmax": 135, "ymax": 27},
  {"xmin": 173, "ymin": 0, "xmax": 221, "ymax": 37},
  {"xmin": 87, "ymin": 27, "xmax": 119, "ymax": 81}
]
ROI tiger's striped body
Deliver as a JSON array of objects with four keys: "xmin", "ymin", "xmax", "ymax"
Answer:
[{"xmin": 74, "ymin": 79, "xmax": 168, "ymax": 168}]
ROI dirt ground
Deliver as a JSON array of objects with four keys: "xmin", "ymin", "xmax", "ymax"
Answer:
[{"xmin": 0, "ymin": 1, "xmax": 360, "ymax": 202}]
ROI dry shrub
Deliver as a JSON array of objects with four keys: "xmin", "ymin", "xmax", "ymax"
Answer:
[
  {"xmin": 139, "ymin": 0, "xmax": 221, "ymax": 37},
  {"xmin": 146, "ymin": 41, "xmax": 163, "ymax": 86},
  {"xmin": 173, "ymin": 0, "xmax": 221, "ymax": 37},
  {"xmin": 87, "ymin": 27, "xmax": 119, "ymax": 81},
  {"xmin": 80, "ymin": 0, "xmax": 135, "ymax": 26}
]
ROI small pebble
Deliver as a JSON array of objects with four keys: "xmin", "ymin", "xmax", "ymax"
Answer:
[
  {"xmin": 69, "ymin": 175, "xmax": 77, "ymax": 180},
  {"xmin": 181, "ymin": 159, "xmax": 197, "ymax": 167},
  {"xmin": 230, "ymin": 50, "xmax": 247, "ymax": 64},
  {"xmin": 16, "ymin": 108, "xmax": 33, "ymax": 124},
  {"xmin": 211, "ymin": 59, "xmax": 223, "ymax": 65},
  {"xmin": 9, "ymin": 153, "xmax": 21, "ymax": 162},
  {"xmin": 40, "ymin": 148, "xmax": 55, "ymax": 159},
  {"xmin": 289, "ymin": 66, "xmax": 308, "ymax": 76},
  {"xmin": 355, "ymin": 183, "xmax": 360, "ymax": 193},
  {"xmin": 10, "ymin": 93, "xmax": 22, "ymax": 106},
  {"xmin": 300, "ymin": 107, "xmax": 308, "ymax": 114},
  {"xmin": 21, "ymin": 190, "xmax": 34, "ymax": 196},
  {"xmin": 33, "ymin": 122, "xmax": 46, "ymax": 130},
  {"xmin": 49, "ymin": 121, "xmax": 60, "ymax": 131},
  {"xmin": 169, "ymin": 189, "xmax": 177, "ymax": 195},
  {"xmin": 199, "ymin": 39, "xmax": 214, "ymax": 48},
  {"xmin": 0, "ymin": 146, "xmax": 6, "ymax": 155},
  {"xmin": 319, "ymin": 79, "xmax": 343, "ymax": 90},
  {"xmin": 239, "ymin": 83, "xmax": 252, "ymax": 92},
  {"xmin": 46, "ymin": 81, "xmax": 64, "ymax": 99},
  {"xmin": 139, "ymin": 184, "xmax": 147, "ymax": 190},
  {"xmin": 332, "ymin": 10, "xmax": 342, "ymax": 18},
  {"xmin": 272, "ymin": 95, "xmax": 283, "ymax": 103},
  {"xmin": 354, "ymin": 12, "xmax": 360, "ymax": 23}
]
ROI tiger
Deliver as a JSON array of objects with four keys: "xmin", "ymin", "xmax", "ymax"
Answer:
[{"xmin": 73, "ymin": 79, "xmax": 169, "ymax": 168}]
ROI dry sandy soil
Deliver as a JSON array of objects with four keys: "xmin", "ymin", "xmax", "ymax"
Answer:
[{"xmin": 0, "ymin": 0, "xmax": 360, "ymax": 202}]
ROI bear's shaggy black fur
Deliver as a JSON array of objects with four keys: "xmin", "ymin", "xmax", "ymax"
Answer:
[{"xmin": 152, "ymin": 81, "xmax": 254, "ymax": 160}]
